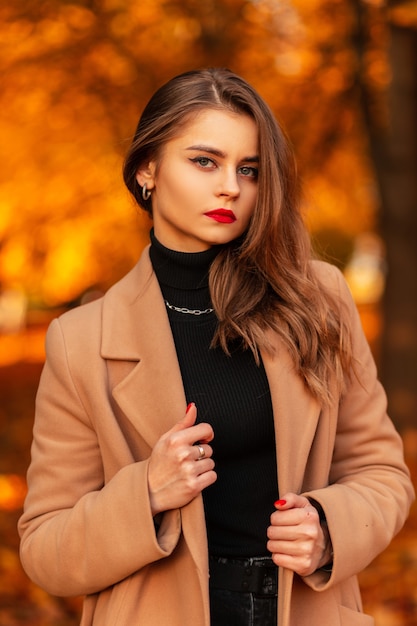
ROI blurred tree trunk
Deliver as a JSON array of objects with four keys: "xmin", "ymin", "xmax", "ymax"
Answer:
[
  {"xmin": 380, "ymin": 17, "xmax": 417, "ymax": 432},
  {"xmin": 355, "ymin": 0, "xmax": 417, "ymax": 431}
]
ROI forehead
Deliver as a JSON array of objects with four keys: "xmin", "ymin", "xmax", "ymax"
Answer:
[{"xmin": 168, "ymin": 108, "xmax": 259, "ymax": 150}]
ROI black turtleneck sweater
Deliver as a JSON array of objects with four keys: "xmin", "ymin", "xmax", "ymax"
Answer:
[{"xmin": 149, "ymin": 232, "xmax": 278, "ymax": 557}]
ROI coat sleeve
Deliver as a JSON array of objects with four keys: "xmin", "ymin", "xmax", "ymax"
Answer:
[
  {"xmin": 18, "ymin": 315, "xmax": 181, "ymax": 597},
  {"xmin": 302, "ymin": 264, "xmax": 414, "ymax": 590}
]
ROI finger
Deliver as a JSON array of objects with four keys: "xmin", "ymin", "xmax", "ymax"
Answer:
[
  {"xmin": 269, "ymin": 550, "xmax": 316, "ymax": 576},
  {"xmin": 193, "ymin": 451, "xmax": 216, "ymax": 477},
  {"xmin": 270, "ymin": 505, "xmax": 318, "ymax": 529},
  {"xmin": 274, "ymin": 492, "xmax": 310, "ymax": 511},
  {"xmin": 195, "ymin": 467, "xmax": 218, "ymax": 491},
  {"xmin": 267, "ymin": 523, "xmax": 301, "ymax": 542},
  {"xmin": 274, "ymin": 493, "xmax": 311, "ymax": 510},
  {"xmin": 193, "ymin": 442, "xmax": 214, "ymax": 461},
  {"xmin": 169, "ymin": 403, "xmax": 214, "ymax": 445},
  {"xmin": 267, "ymin": 536, "xmax": 303, "ymax": 556},
  {"xmin": 194, "ymin": 443, "xmax": 206, "ymax": 461},
  {"xmin": 169, "ymin": 402, "xmax": 197, "ymax": 434}
]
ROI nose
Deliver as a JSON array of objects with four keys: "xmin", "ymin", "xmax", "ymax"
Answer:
[{"xmin": 218, "ymin": 166, "xmax": 240, "ymax": 198}]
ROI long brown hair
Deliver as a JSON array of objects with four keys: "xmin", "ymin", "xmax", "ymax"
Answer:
[{"xmin": 123, "ymin": 68, "xmax": 352, "ymax": 403}]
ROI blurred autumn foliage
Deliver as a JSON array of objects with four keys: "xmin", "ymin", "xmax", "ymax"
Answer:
[
  {"xmin": 1, "ymin": 0, "xmax": 384, "ymax": 306},
  {"xmin": 1, "ymin": 0, "xmax": 416, "ymax": 624}
]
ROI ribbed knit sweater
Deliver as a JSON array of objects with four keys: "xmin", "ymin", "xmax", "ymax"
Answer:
[{"xmin": 150, "ymin": 232, "xmax": 278, "ymax": 557}]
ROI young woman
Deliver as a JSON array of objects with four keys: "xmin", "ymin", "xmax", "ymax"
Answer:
[{"xmin": 19, "ymin": 68, "xmax": 414, "ymax": 626}]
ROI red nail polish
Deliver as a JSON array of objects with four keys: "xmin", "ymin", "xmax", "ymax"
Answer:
[
  {"xmin": 274, "ymin": 499, "xmax": 286, "ymax": 507},
  {"xmin": 186, "ymin": 403, "xmax": 194, "ymax": 413}
]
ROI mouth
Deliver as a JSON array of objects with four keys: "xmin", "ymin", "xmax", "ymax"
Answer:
[{"xmin": 204, "ymin": 209, "xmax": 237, "ymax": 224}]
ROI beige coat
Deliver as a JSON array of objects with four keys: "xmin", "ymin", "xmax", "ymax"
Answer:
[{"xmin": 19, "ymin": 248, "xmax": 414, "ymax": 626}]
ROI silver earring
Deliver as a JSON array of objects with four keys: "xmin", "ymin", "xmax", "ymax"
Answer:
[{"xmin": 142, "ymin": 183, "xmax": 151, "ymax": 201}]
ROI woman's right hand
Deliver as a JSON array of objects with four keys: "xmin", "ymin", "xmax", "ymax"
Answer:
[{"xmin": 147, "ymin": 403, "xmax": 217, "ymax": 515}]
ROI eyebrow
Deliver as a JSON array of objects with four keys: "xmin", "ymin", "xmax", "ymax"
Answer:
[{"xmin": 185, "ymin": 144, "xmax": 259, "ymax": 162}]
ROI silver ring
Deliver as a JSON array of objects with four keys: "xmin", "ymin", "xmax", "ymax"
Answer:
[{"xmin": 196, "ymin": 444, "xmax": 205, "ymax": 461}]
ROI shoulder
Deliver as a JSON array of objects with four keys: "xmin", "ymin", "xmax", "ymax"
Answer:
[
  {"xmin": 309, "ymin": 259, "xmax": 343, "ymax": 284},
  {"xmin": 49, "ymin": 247, "xmax": 152, "ymax": 338},
  {"xmin": 44, "ymin": 247, "xmax": 154, "ymax": 361},
  {"xmin": 44, "ymin": 298, "xmax": 104, "ymax": 364},
  {"xmin": 309, "ymin": 259, "xmax": 353, "ymax": 304},
  {"xmin": 58, "ymin": 296, "xmax": 103, "ymax": 327}
]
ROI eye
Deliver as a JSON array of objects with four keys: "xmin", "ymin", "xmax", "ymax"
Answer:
[
  {"xmin": 190, "ymin": 156, "xmax": 216, "ymax": 169},
  {"xmin": 239, "ymin": 165, "xmax": 258, "ymax": 179}
]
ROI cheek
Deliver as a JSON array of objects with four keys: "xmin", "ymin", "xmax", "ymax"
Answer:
[
  {"xmin": 162, "ymin": 166, "xmax": 202, "ymax": 202},
  {"xmin": 155, "ymin": 173, "xmax": 187, "ymax": 207}
]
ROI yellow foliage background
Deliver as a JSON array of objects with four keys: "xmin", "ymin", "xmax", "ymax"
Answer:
[{"xmin": 0, "ymin": 0, "xmax": 384, "ymax": 306}]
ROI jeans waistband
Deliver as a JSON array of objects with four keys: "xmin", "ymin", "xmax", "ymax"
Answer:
[{"xmin": 209, "ymin": 555, "xmax": 278, "ymax": 596}]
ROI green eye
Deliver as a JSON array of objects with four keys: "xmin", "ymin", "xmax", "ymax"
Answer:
[
  {"xmin": 239, "ymin": 166, "xmax": 258, "ymax": 178},
  {"xmin": 190, "ymin": 157, "xmax": 215, "ymax": 168}
]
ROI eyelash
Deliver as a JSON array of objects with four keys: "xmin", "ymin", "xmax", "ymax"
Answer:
[
  {"xmin": 239, "ymin": 165, "xmax": 258, "ymax": 179},
  {"xmin": 190, "ymin": 157, "xmax": 215, "ymax": 168},
  {"xmin": 190, "ymin": 157, "xmax": 258, "ymax": 179}
]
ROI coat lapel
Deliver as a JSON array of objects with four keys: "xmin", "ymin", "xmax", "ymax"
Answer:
[
  {"xmin": 101, "ymin": 247, "xmax": 187, "ymax": 448},
  {"xmin": 262, "ymin": 335, "xmax": 322, "ymax": 626},
  {"xmin": 262, "ymin": 335, "xmax": 322, "ymax": 495}
]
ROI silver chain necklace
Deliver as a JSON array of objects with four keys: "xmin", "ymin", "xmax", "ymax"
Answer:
[{"xmin": 164, "ymin": 300, "xmax": 214, "ymax": 316}]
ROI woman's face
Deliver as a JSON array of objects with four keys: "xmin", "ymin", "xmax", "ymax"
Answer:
[{"xmin": 136, "ymin": 108, "xmax": 259, "ymax": 252}]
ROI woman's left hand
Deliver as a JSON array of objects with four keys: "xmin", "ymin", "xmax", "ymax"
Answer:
[{"xmin": 266, "ymin": 493, "xmax": 332, "ymax": 576}]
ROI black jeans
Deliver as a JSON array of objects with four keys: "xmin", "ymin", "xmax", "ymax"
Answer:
[{"xmin": 209, "ymin": 556, "xmax": 278, "ymax": 626}]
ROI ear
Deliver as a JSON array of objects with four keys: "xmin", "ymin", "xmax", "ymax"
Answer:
[{"xmin": 135, "ymin": 161, "xmax": 157, "ymax": 190}]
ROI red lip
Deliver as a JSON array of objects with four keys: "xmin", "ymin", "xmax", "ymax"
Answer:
[{"xmin": 204, "ymin": 209, "xmax": 236, "ymax": 224}]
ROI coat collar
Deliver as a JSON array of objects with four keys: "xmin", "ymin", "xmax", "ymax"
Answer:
[
  {"xmin": 101, "ymin": 247, "xmax": 187, "ymax": 447},
  {"xmin": 101, "ymin": 245, "xmax": 161, "ymax": 361}
]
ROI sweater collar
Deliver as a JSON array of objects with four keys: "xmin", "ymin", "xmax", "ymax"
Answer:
[{"xmin": 149, "ymin": 229, "xmax": 222, "ymax": 290}]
